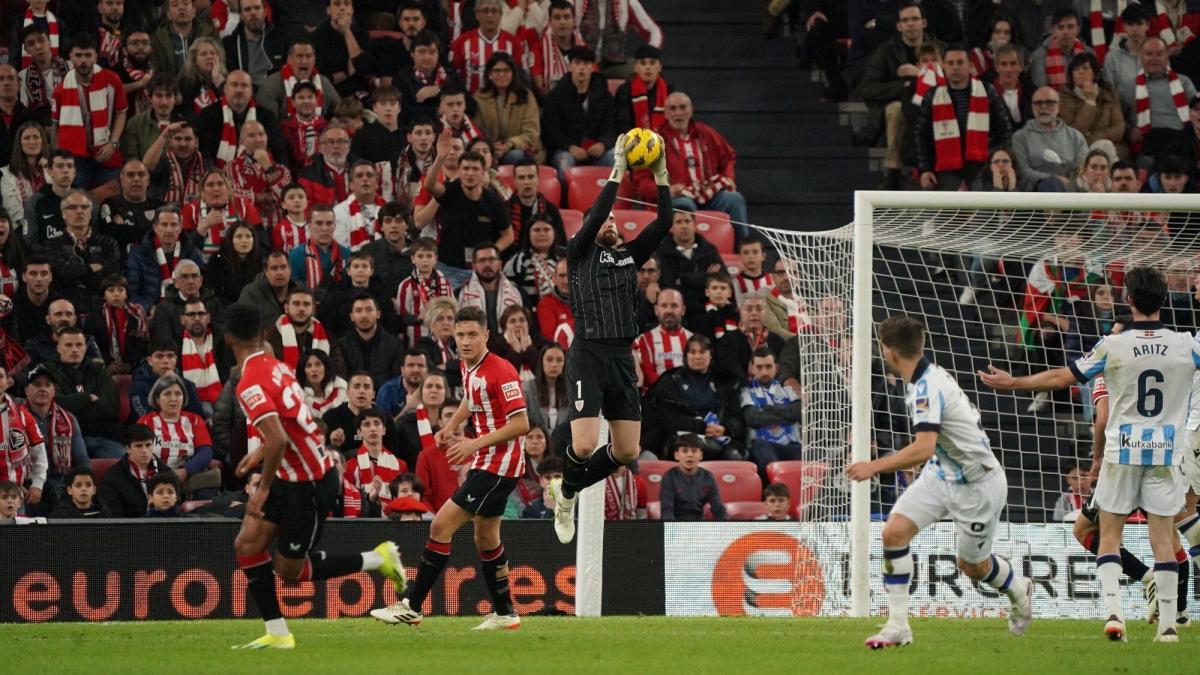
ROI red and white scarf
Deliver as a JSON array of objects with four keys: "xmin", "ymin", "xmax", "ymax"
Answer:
[
  {"xmin": 415, "ymin": 404, "xmax": 437, "ymax": 454},
  {"xmin": 22, "ymin": 8, "xmax": 58, "ymax": 70},
  {"xmin": 1089, "ymin": 0, "xmax": 1127, "ymax": 65},
  {"xmin": 102, "ymin": 303, "xmax": 147, "ymax": 362},
  {"xmin": 969, "ymin": 48, "xmax": 994, "ymax": 78},
  {"xmin": 154, "ymin": 236, "xmax": 181, "ymax": 298},
  {"xmin": 342, "ymin": 476, "xmax": 362, "ymax": 517},
  {"xmin": 1153, "ymin": 0, "xmax": 1195, "ymax": 47},
  {"xmin": 304, "ymin": 239, "xmax": 343, "ymax": 288},
  {"xmin": 277, "ymin": 315, "xmax": 329, "ymax": 370},
  {"xmin": 0, "ymin": 256, "xmax": 15, "ymax": 297},
  {"xmin": 192, "ymin": 82, "xmax": 219, "ymax": 115},
  {"xmin": 912, "ymin": 63, "xmax": 947, "ymax": 106},
  {"xmin": 45, "ymin": 403, "xmax": 75, "ymax": 476},
  {"xmin": 56, "ymin": 64, "xmax": 117, "ymax": 159},
  {"xmin": 671, "ymin": 134, "xmax": 735, "ymax": 205},
  {"xmin": 413, "ymin": 65, "xmax": 450, "ymax": 87},
  {"xmin": 771, "ymin": 287, "xmax": 813, "ymax": 334},
  {"xmin": 166, "ymin": 152, "xmax": 206, "ymax": 205},
  {"xmin": 539, "ymin": 29, "xmax": 586, "ymax": 88},
  {"xmin": 1045, "ymin": 38, "xmax": 1086, "ymax": 90},
  {"xmin": 347, "ymin": 196, "xmax": 385, "ymax": 251},
  {"xmin": 603, "ymin": 469, "xmax": 639, "ymax": 520},
  {"xmin": 216, "ymin": 96, "xmax": 256, "ymax": 168},
  {"xmin": 99, "ymin": 26, "xmax": 123, "ymax": 67},
  {"xmin": 281, "ymin": 63, "xmax": 324, "ymax": 117},
  {"xmin": 1134, "ymin": 66, "xmax": 1189, "ymax": 152},
  {"xmin": 352, "ymin": 445, "xmax": 404, "ymax": 489},
  {"xmin": 705, "ymin": 302, "xmax": 740, "ymax": 339},
  {"xmin": 0, "ymin": 396, "xmax": 29, "ymax": 485},
  {"xmin": 181, "ymin": 330, "xmax": 222, "ymax": 403},
  {"xmin": 442, "ymin": 114, "xmax": 483, "ymax": 143},
  {"xmin": 931, "ymin": 79, "xmax": 990, "ymax": 172},
  {"xmin": 630, "ymin": 75, "xmax": 668, "ymax": 129},
  {"xmin": 274, "ymin": 217, "xmax": 308, "ymax": 251},
  {"xmin": 128, "ymin": 456, "xmax": 157, "ymax": 494},
  {"xmin": 308, "ymin": 379, "xmax": 346, "ymax": 418}
]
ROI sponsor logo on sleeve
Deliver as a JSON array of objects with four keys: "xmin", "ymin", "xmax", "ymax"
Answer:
[
  {"xmin": 240, "ymin": 385, "xmax": 266, "ymax": 409},
  {"xmin": 502, "ymin": 381, "xmax": 521, "ymax": 401}
]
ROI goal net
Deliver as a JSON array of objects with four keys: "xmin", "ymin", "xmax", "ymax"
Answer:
[{"xmin": 753, "ymin": 191, "xmax": 1200, "ymax": 620}]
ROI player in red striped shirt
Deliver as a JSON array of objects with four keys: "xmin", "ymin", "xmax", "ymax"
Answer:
[
  {"xmin": 372, "ymin": 305, "xmax": 530, "ymax": 631},
  {"xmin": 223, "ymin": 303, "xmax": 406, "ymax": 650}
]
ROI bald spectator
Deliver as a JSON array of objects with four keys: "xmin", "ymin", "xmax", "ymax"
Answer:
[
  {"xmin": 47, "ymin": 190, "xmax": 121, "ymax": 314},
  {"xmin": 223, "ymin": 0, "xmax": 290, "ymax": 87},
  {"xmin": 149, "ymin": 259, "xmax": 223, "ymax": 343},
  {"xmin": 24, "ymin": 298, "xmax": 104, "ymax": 366},
  {"xmin": 1121, "ymin": 37, "xmax": 1197, "ymax": 158},
  {"xmin": 195, "ymin": 70, "xmax": 287, "ymax": 167},
  {"xmin": 1012, "ymin": 86, "xmax": 1089, "ymax": 189},
  {"xmin": 255, "ymin": 38, "xmax": 341, "ymax": 120},
  {"xmin": 101, "ymin": 160, "xmax": 163, "ymax": 258},
  {"xmin": 299, "ymin": 126, "xmax": 358, "ymax": 209},
  {"xmin": 636, "ymin": 92, "xmax": 747, "ymax": 239},
  {"xmin": 632, "ymin": 287, "xmax": 691, "ymax": 390}
]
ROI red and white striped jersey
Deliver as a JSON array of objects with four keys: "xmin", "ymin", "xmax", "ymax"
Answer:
[
  {"xmin": 396, "ymin": 270, "xmax": 454, "ymax": 346},
  {"xmin": 733, "ymin": 271, "xmax": 774, "ymax": 304},
  {"xmin": 237, "ymin": 351, "xmax": 335, "ymax": 483},
  {"xmin": 463, "ymin": 351, "xmax": 527, "ymax": 477},
  {"xmin": 0, "ymin": 396, "xmax": 46, "ymax": 488},
  {"xmin": 138, "ymin": 411, "xmax": 213, "ymax": 469},
  {"xmin": 633, "ymin": 325, "xmax": 692, "ymax": 389},
  {"xmin": 450, "ymin": 29, "xmax": 524, "ymax": 93}
]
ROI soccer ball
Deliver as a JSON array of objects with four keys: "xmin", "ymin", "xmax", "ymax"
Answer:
[{"xmin": 624, "ymin": 127, "xmax": 663, "ymax": 169}]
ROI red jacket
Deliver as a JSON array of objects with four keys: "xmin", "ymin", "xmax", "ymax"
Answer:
[
  {"xmin": 298, "ymin": 155, "xmax": 353, "ymax": 211},
  {"xmin": 415, "ymin": 445, "xmax": 459, "ymax": 512},
  {"xmin": 634, "ymin": 120, "xmax": 737, "ymax": 203},
  {"xmin": 536, "ymin": 291, "xmax": 574, "ymax": 347}
]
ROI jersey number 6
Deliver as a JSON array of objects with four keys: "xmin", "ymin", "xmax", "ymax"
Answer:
[{"xmin": 1136, "ymin": 369, "xmax": 1164, "ymax": 418}]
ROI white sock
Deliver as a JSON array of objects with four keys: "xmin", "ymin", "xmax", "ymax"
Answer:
[
  {"xmin": 1097, "ymin": 555, "xmax": 1124, "ymax": 620},
  {"xmin": 265, "ymin": 617, "xmax": 289, "ymax": 637},
  {"xmin": 883, "ymin": 546, "xmax": 913, "ymax": 628},
  {"xmin": 1178, "ymin": 514, "xmax": 1200, "ymax": 567},
  {"xmin": 981, "ymin": 554, "xmax": 1020, "ymax": 599},
  {"xmin": 362, "ymin": 551, "xmax": 384, "ymax": 570},
  {"xmin": 1155, "ymin": 563, "xmax": 1179, "ymax": 634}
]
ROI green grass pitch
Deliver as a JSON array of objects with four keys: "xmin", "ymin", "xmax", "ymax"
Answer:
[{"xmin": 2, "ymin": 617, "xmax": 1193, "ymax": 674}]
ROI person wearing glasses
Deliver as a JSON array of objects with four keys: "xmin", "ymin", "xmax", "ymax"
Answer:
[
  {"xmin": 1012, "ymin": 86, "xmax": 1088, "ymax": 191},
  {"xmin": 298, "ymin": 126, "xmax": 359, "ymax": 210},
  {"xmin": 45, "ymin": 190, "xmax": 120, "ymax": 315},
  {"xmin": 176, "ymin": 297, "xmax": 234, "ymax": 413}
]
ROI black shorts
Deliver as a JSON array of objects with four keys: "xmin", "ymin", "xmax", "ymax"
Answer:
[
  {"xmin": 566, "ymin": 338, "xmax": 641, "ymax": 422},
  {"xmin": 450, "ymin": 469, "xmax": 519, "ymax": 518},
  {"xmin": 1080, "ymin": 493, "xmax": 1147, "ymax": 521},
  {"xmin": 261, "ymin": 470, "xmax": 339, "ymax": 559}
]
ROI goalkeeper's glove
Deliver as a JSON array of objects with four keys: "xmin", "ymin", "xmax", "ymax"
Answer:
[
  {"xmin": 651, "ymin": 135, "xmax": 670, "ymax": 186},
  {"xmin": 609, "ymin": 132, "xmax": 629, "ymax": 182}
]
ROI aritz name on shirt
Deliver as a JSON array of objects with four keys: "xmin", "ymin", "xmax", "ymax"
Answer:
[
  {"xmin": 1132, "ymin": 344, "xmax": 1168, "ymax": 357},
  {"xmin": 599, "ymin": 250, "xmax": 634, "ymax": 267}
]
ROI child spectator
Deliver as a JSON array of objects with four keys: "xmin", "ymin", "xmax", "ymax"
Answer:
[
  {"xmin": 415, "ymin": 398, "xmax": 463, "ymax": 511},
  {"xmin": 142, "ymin": 472, "xmax": 183, "ymax": 517},
  {"xmin": 758, "ymin": 483, "xmax": 794, "ymax": 521},
  {"xmin": 331, "ymin": 97, "xmax": 366, "ymax": 137},
  {"xmin": 273, "ymin": 184, "xmax": 310, "ymax": 252},
  {"xmin": 740, "ymin": 347, "xmax": 804, "ymax": 476},
  {"xmin": 385, "ymin": 496, "xmax": 431, "ymax": 521},
  {"xmin": 84, "ymin": 273, "xmax": 148, "ymax": 375},
  {"xmin": 604, "ymin": 464, "xmax": 646, "ymax": 520},
  {"xmin": 386, "ymin": 472, "xmax": 432, "ymax": 516},
  {"xmin": 48, "ymin": 466, "xmax": 105, "ymax": 518},
  {"xmin": 688, "ymin": 272, "xmax": 740, "ymax": 342},
  {"xmin": 522, "ymin": 456, "xmax": 564, "ymax": 519},
  {"xmin": 1053, "ymin": 461, "xmax": 1094, "ymax": 521},
  {"xmin": 278, "ymin": 82, "xmax": 328, "ymax": 174},
  {"xmin": 0, "ymin": 365, "xmax": 48, "ymax": 511},
  {"xmin": 0, "ymin": 479, "xmax": 23, "ymax": 522},
  {"xmin": 130, "ymin": 340, "xmax": 205, "ymax": 421},
  {"xmin": 99, "ymin": 423, "xmax": 171, "ymax": 517},
  {"xmin": 396, "ymin": 237, "xmax": 454, "ymax": 346},
  {"xmin": 659, "ymin": 433, "xmax": 727, "ymax": 521},
  {"xmin": 732, "ymin": 235, "xmax": 775, "ymax": 305}
]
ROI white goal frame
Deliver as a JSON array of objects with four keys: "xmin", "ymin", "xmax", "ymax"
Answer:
[{"xmin": 846, "ymin": 190, "xmax": 1200, "ymax": 617}]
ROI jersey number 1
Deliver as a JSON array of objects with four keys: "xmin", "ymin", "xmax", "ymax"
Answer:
[{"xmin": 1137, "ymin": 369, "xmax": 1164, "ymax": 417}]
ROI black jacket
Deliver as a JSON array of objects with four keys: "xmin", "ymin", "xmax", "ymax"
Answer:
[
  {"xmin": 318, "ymin": 278, "xmax": 400, "ymax": 337},
  {"xmin": 397, "ymin": 67, "xmax": 464, "ymax": 125},
  {"xmin": 43, "ymin": 358, "xmax": 121, "ymax": 440},
  {"xmin": 0, "ymin": 102, "xmax": 36, "ymax": 170},
  {"xmin": 223, "ymin": 23, "xmax": 290, "ymax": 80},
  {"xmin": 310, "ymin": 19, "xmax": 375, "ymax": 98},
  {"xmin": 362, "ymin": 238, "xmax": 414, "ymax": 298},
  {"xmin": 655, "ymin": 234, "xmax": 724, "ymax": 315},
  {"xmin": 322, "ymin": 402, "xmax": 403, "ymax": 456},
  {"xmin": 46, "ymin": 230, "xmax": 122, "ymax": 314},
  {"xmin": 83, "ymin": 309, "xmax": 148, "ymax": 369},
  {"xmin": 196, "ymin": 102, "xmax": 288, "ymax": 166},
  {"xmin": 99, "ymin": 455, "xmax": 172, "ymax": 518},
  {"xmin": 714, "ymin": 329, "xmax": 786, "ymax": 382},
  {"xmin": 338, "ymin": 328, "xmax": 405, "ymax": 389},
  {"xmin": 913, "ymin": 81, "xmax": 1012, "ymax": 174},
  {"xmin": 48, "ymin": 500, "xmax": 107, "ymax": 518},
  {"xmin": 149, "ymin": 284, "xmax": 226, "ymax": 345},
  {"xmin": 642, "ymin": 366, "xmax": 746, "ymax": 458},
  {"xmin": 541, "ymin": 73, "xmax": 617, "ymax": 154}
]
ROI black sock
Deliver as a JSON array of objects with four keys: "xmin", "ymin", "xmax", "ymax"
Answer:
[
  {"xmin": 480, "ymin": 545, "xmax": 514, "ymax": 616},
  {"xmin": 1180, "ymin": 552, "xmax": 1190, "ymax": 612},
  {"xmin": 577, "ymin": 443, "xmax": 624, "ymax": 490},
  {"xmin": 1083, "ymin": 533, "xmax": 1150, "ymax": 581},
  {"xmin": 240, "ymin": 555, "xmax": 283, "ymax": 621},
  {"xmin": 304, "ymin": 550, "xmax": 363, "ymax": 581},
  {"xmin": 406, "ymin": 539, "xmax": 451, "ymax": 610},
  {"xmin": 561, "ymin": 444, "xmax": 590, "ymax": 499}
]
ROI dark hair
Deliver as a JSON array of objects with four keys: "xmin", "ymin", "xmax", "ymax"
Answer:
[
  {"xmin": 149, "ymin": 339, "xmax": 179, "ymax": 355},
  {"xmin": 536, "ymin": 343, "xmax": 567, "ymax": 410},
  {"xmin": 738, "ymin": 234, "xmax": 766, "ymax": 253},
  {"xmin": 220, "ymin": 220, "xmax": 264, "ymax": 277},
  {"xmin": 764, "ymin": 483, "xmax": 791, "ymax": 499},
  {"xmin": 56, "ymin": 325, "xmax": 85, "ymax": 339},
  {"xmin": 223, "ymin": 303, "xmax": 264, "ymax": 341},
  {"xmin": 390, "ymin": 472, "xmax": 425, "ymax": 498},
  {"xmin": 512, "ymin": 156, "xmax": 538, "ymax": 171},
  {"xmin": 379, "ymin": 200, "xmax": 409, "ymax": 222},
  {"xmin": 146, "ymin": 472, "xmax": 181, "ymax": 496},
  {"xmin": 285, "ymin": 285, "xmax": 314, "ymax": 302},
  {"xmin": 472, "ymin": 242, "xmax": 500, "ymax": 261},
  {"xmin": 65, "ymin": 466, "xmax": 96, "ymax": 487},
  {"xmin": 1155, "ymin": 154, "xmax": 1191, "ymax": 177},
  {"xmin": 1050, "ymin": 7, "xmax": 1079, "ymax": 25},
  {"xmin": 146, "ymin": 72, "xmax": 179, "ymax": 98},
  {"xmin": 125, "ymin": 423, "xmax": 157, "ymax": 445},
  {"xmin": 154, "ymin": 203, "xmax": 182, "ymax": 224},
  {"xmin": 298, "ymin": 348, "xmax": 336, "ymax": 390},
  {"xmin": 705, "ymin": 271, "xmax": 733, "ymax": 288},
  {"xmin": 1124, "ymin": 266, "xmax": 1168, "ymax": 316},
  {"xmin": 410, "ymin": 236, "xmax": 438, "ymax": 254},
  {"xmin": 566, "ymin": 45, "xmax": 596, "ymax": 63},
  {"xmin": 291, "ymin": 80, "xmax": 319, "ymax": 98},
  {"xmin": 350, "ymin": 292, "xmax": 379, "ymax": 311},
  {"xmin": 1066, "ymin": 52, "xmax": 1104, "ymax": 90},
  {"xmin": 9, "ymin": 121, "xmax": 48, "ymax": 183},
  {"xmin": 411, "ymin": 29, "xmax": 441, "ymax": 50},
  {"xmin": 1121, "ymin": 2, "xmax": 1151, "ymax": 25},
  {"xmin": 499, "ymin": 304, "xmax": 532, "ymax": 332},
  {"xmin": 439, "ymin": 83, "xmax": 467, "ymax": 102},
  {"xmin": 348, "ymin": 249, "xmax": 375, "ymax": 267},
  {"xmin": 455, "ymin": 306, "xmax": 488, "ymax": 326},
  {"xmin": 478, "ymin": 51, "xmax": 530, "ymax": 104},
  {"xmin": 374, "ymin": 85, "xmax": 401, "ymax": 103},
  {"xmin": 49, "ymin": 149, "xmax": 76, "ymax": 167},
  {"xmin": 355, "ymin": 406, "xmax": 389, "ymax": 429},
  {"xmin": 686, "ymin": 334, "xmax": 713, "ymax": 353},
  {"xmin": 539, "ymin": 456, "xmax": 566, "ymax": 475},
  {"xmin": 548, "ymin": 0, "xmax": 575, "ymax": 14},
  {"xmin": 22, "ymin": 25, "xmax": 49, "ymax": 41},
  {"xmin": 943, "ymin": 42, "xmax": 969, "ymax": 58},
  {"xmin": 0, "ymin": 480, "xmax": 20, "ymax": 497},
  {"xmin": 289, "ymin": 36, "xmax": 316, "ymax": 55},
  {"xmin": 877, "ymin": 315, "xmax": 925, "ymax": 358},
  {"xmin": 70, "ymin": 32, "xmax": 99, "ymax": 52},
  {"xmin": 409, "ymin": 116, "xmax": 437, "ymax": 133},
  {"xmin": 898, "ymin": 0, "xmax": 922, "ymax": 17},
  {"xmin": 751, "ymin": 346, "xmax": 776, "ymax": 361},
  {"xmin": 672, "ymin": 433, "xmax": 706, "ymax": 453},
  {"xmin": 1114, "ymin": 311, "xmax": 1134, "ymax": 327},
  {"xmin": 1110, "ymin": 159, "xmax": 1137, "ymax": 176},
  {"xmin": 100, "ymin": 273, "xmax": 128, "ymax": 292},
  {"xmin": 458, "ymin": 150, "xmax": 485, "ymax": 167},
  {"xmin": 23, "ymin": 252, "xmax": 52, "ymax": 272},
  {"xmin": 403, "ymin": 347, "xmax": 429, "ymax": 366}
]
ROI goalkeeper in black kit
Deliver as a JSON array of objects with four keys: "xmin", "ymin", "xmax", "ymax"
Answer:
[{"xmin": 547, "ymin": 132, "xmax": 673, "ymax": 543}]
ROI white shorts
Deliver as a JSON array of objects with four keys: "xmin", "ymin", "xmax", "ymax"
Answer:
[
  {"xmin": 891, "ymin": 468, "xmax": 1006, "ymax": 564},
  {"xmin": 1180, "ymin": 429, "xmax": 1200, "ymax": 494},
  {"xmin": 1094, "ymin": 461, "xmax": 1186, "ymax": 517}
]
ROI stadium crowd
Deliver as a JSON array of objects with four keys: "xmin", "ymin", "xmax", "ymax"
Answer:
[{"xmin": 0, "ymin": 0, "xmax": 822, "ymax": 525}]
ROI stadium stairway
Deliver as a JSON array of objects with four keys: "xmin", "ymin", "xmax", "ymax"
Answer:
[{"xmin": 653, "ymin": 0, "xmax": 876, "ymax": 232}]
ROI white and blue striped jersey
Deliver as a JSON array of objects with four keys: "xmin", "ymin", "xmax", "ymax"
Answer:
[
  {"xmin": 1071, "ymin": 321, "xmax": 1200, "ymax": 466},
  {"xmin": 907, "ymin": 359, "xmax": 998, "ymax": 484}
]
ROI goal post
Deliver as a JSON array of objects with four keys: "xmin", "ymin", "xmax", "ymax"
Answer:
[{"xmin": 753, "ymin": 190, "xmax": 1200, "ymax": 620}]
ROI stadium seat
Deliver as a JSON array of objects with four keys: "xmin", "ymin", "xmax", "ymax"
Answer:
[
  {"xmin": 695, "ymin": 210, "xmax": 735, "ymax": 255},
  {"xmin": 766, "ymin": 461, "xmax": 829, "ymax": 519},
  {"xmin": 721, "ymin": 254, "xmax": 742, "ymax": 273},
  {"xmin": 90, "ymin": 457, "xmax": 119, "ymax": 482},
  {"xmin": 636, "ymin": 459, "xmax": 676, "ymax": 503},
  {"xmin": 612, "ymin": 209, "xmax": 656, "ymax": 242},
  {"xmin": 607, "ymin": 78, "xmax": 623, "ymax": 96},
  {"xmin": 181, "ymin": 499, "xmax": 212, "ymax": 514},
  {"xmin": 724, "ymin": 501, "xmax": 770, "ymax": 521},
  {"xmin": 700, "ymin": 461, "xmax": 762, "ymax": 503},
  {"xmin": 114, "ymin": 374, "xmax": 132, "ymax": 423},
  {"xmin": 566, "ymin": 166, "xmax": 635, "ymax": 211},
  {"xmin": 561, "ymin": 209, "xmax": 584, "ymax": 237},
  {"xmin": 496, "ymin": 164, "xmax": 562, "ymax": 205}
]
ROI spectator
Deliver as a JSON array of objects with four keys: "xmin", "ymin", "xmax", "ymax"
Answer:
[
  {"xmin": 451, "ymin": 0, "xmax": 523, "ymax": 94},
  {"xmin": 614, "ymin": 45, "xmax": 671, "ymax": 134},
  {"xmin": 988, "ymin": 44, "xmax": 1034, "ymax": 130},
  {"xmin": 1102, "ymin": 3, "xmax": 1152, "ymax": 104},
  {"xmin": 300, "ymin": 348, "xmax": 348, "ymax": 420},
  {"xmin": 396, "ymin": 237, "xmax": 454, "ymax": 345},
  {"xmin": 458, "ymin": 242, "xmax": 523, "ymax": 333},
  {"xmin": 415, "ymin": 396, "xmax": 462, "ymax": 510},
  {"xmin": 376, "ymin": 348, "xmax": 430, "ymax": 418},
  {"xmin": 1030, "ymin": 8, "xmax": 1089, "ymax": 90},
  {"xmin": 178, "ymin": 297, "xmax": 234, "ymax": 412},
  {"xmin": 223, "ymin": 0, "xmax": 288, "ymax": 87},
  {"xmin": 205, "ymin": 222, "xmax": 263, "ymax": 308},
  {"xmin": 150, "ymin": 0, "xmax": 218, "ymax": 80},
  {"xmin": 466, "ymin": 135, "xmax": 515, "ymax": 200},
  {"xmin": 394, "ymin": 118, "xmax": 438, "ymax": 204},
  {"xmin": 129, "ymin": 340, "xmax": 204, "ymax": 421},
  {"xmin": 23, "ymin": 149, "xmax": 75, "ymax": 244},
  {"xmin": 277, "ymin": 82, "xmax": 329, "ymax": 175},
  {"xmin": 96, "ymin": 423, "xmax": 166, "ymax": 516},
  {"xmin": 385, "ymin": 494, "xmax": 433, "ymax": 521},
  {"xmin": 1169, "ymin": 94, "xmax": 1200, "ymax": 187},
  {"xmin": 191, "ymin": 470, "xmax": 260, "ymax": 519},
  {"xmin": 265, "ymin": 286, "xmax": 344, "ymax": 374},
  {"xmin": 0, "ymin": 478, "xmax": 24, "ymax": 521},
  {"xmin": 997, "ymin": 0, "xmax": 1076, "ymax": 53},
  {"xmin": 845, "ymin": 0, "xmax": 902, "ymax": 78},
  {"xmin": 310, "ymin": 0, "xmax": 375, "ymax": 99},
  {"xmin": 398, "ymin": 31, "xmax": 462, "ymax": 126},
  {"xmin": 1, "ymin": 121, "xmax": 46, "ymax": 235},
  {"xmin": 352, "ymin": 87, "xmax": 406, "ymax": 178},
  {"xmin": 686, "ymin": 272, "xmax": 738, "ymax": 344},
  {"xmin": 643, "ymin": 334, "xmax": 745, "ymax": 460},
  {"xmin": 323, "ymin": 251, "xmax": 401, "ymax": 337},
  {"xmin": 494, "ymin": 305, "xmax": 545, "ymax": 379},
  {"xmin": 656, "ymin": 207, "xmax": 723, "ymax": 314},
  {"xmin": 1012, "ymin": 86, "xmax": 1089, "ymax": 189},
  {"xmin": 633, "ymin": 255, "xmax": 661, "ymax": 333},
  {"xmin": 344, "ymin": 407, "xmax": 409, "ymax": 511},
  {"xmin": 542, "ymin": 46, "xmax": 616, "ymax": 178},
  {"xmin": 801, "ymin": 1, "xmax": 851, "ymax": 101},
  {"xmin": 333, "ymin": 161, "xmax": 386, "ymax": 252},
  {"xmin": 633, "ymin": 288, "xmax": 691, "ymax": 390},
  {"xmin": 255, "ymin": 38, "xmax": 340, "ymax": 120},
  {"xmin": 967, "ymin": 145, "xmax": 1022, "ymax": 192},
  {"xmin": 110, "ymin": 28, "xmax": 154, "ymax": 115},
  {"xmin": 227, "ymin": 121, "xmax": 292, "ymax": 231},
  {"xmin": 338, "ymin": 294, "xmax": 405, "ymax": 389},
  {"xmin": 0, "ymin": 365, "xmax": 46, "ymax": 511},
  {"xmin": 969, "ymin": 15, "xmax": 1014, "ymax": 80},
  {"xmin": 392, "ymin": 2, "xmax": 433, "ymax": 55},
  {"xmin": 5, "ymin": 253, "xmax": 53, "ymax": 344},
  {"xmin": 180, "ymin": 37, "xmax": 227, "ymax": 116},
  {"xmin": 521, "ymin": 455, "xmax": 564, "ymax": 518},
  {"xmin": 148, "ymin": 260, "xmax": 221, "ymax": 344},
  {"xmin": 196, "ymin": 70, "xmax": 286, "ymax": 169},
  {"xmin": 23, "ymin": 361, "xmax": 88, "ymax": 493},
  {"xmin": 1124, "ymin": 36, "xmax": 1196, "ymax": 157},
  {"xmin": 48, "ymin": 466, "xmax": 105, "ymax": 518},
  {"xmin": 658, "ymin": 433, "xmax": 727, "ymax": 522},
  {"xmin": 763, "ymin": 258, "xmax": 804, "ymax": 340},
  {"xmin": 209, "ymin": 365, "xmax": 246, "ymax": 468},
  {"xmin": 417, "ymin": 297, "xmax": 463, "ymax": 393},
  {"xmin": 44, "ymin": 326, "xmax": 121, "ymax": 456},
  {"xmin": 298, "ymin": 126, "xmax": 357, "ymax": 208},
  {"xmin": 532, "ymin": 1, "xmax": 585, "ymax": 96},
  {"xmin": 740, "ymin": 347, "xmax": 803, "ymax": 476},
  {"xmin": 99, "ymin": 159, "xmax": 162, "ymax": 257},
  {"xmin": 289, "ymin": 204, "xmax": 349, "ymax": 292},
  {"xmin": 506, "ymin": 160, "xmax": 565, "ymax": 248},
  {"xmin": 1144, "ymin": 153, "xmax": 1195, "ymax": 194},
  {"xmin": 137, "ymin": 372, "xmax": 216, "ymax": 492},
  {"xmin": 535, "ymin": 258, "xmax": 574, "ymax": 346},
  {"xmin": 92, "ymin": 0, "xmax": 129, "ymax": 70},
  {"xmin": 857, "ymin": 2, "xmax": 941, "ymax": 189},
  {"xmin": 18, "ymin": 25, "xmax": 69, "ymax": 127},
  {"xmin": 323, "ymin": 372, "xmax": 402, "ymax": 455},
  {"xmin": 1072, "ymin": 147, "xmax": 1113, "ymax": 192},
  {"xmin": 272, "ymin": 184, "xmax": 312, "ymax": 252},
  {"xmin": 576, "ymin": 0, "xmax": 662, "ymax": 70},
  {"xmin": 522, "ymin": 343, "xmax": 569, "ymax": 434},
  {"xmin": 1052, "ymin": 461, "xmax": 1093, "ymax": 520},
  {"xmin": 1059, "ymin": 52, "xmax": 1129, "ymax": 158},
  {"xmin": 44, "ymin": 190, "xmax": 119, "ymax": 314},
  {"xmin": 141, "ymin": 472, "xmax": 183, "ymax": 517},
  {"xmin": 24, "ymin": 297, "xmax": 104, "ymax": 367},
  {"xmin": 516, "ymin": 422, "xmax": 553, "ymax": 501},
  {"xmin": 759, "ymin": 483, "xmax": 794, "ymax": 521},
  {"xmin": 395, "ymin": 371, "xmax": 449, "ymax": 469},
  {"xmin": 505, "ymin": 216, "xmax": 562, "ymax": 303},
  {"xmin": 716, "ymin": 293, "xmax": 786, "ymax": 380},
  {"xmin": 144, "ymin": 120, "xmax": 208, "ymax": 205},
  {"xmin": 474, "ymin": 51, "xmax": 542, "ymax": 164},
  {"xmin": 643, "ymin": 92, "xmax": 747, "ymax": 237},
  {"xmin": 731, "ymin": 234, "xmax": 774, "ymax": 305},
  {"xmin": 83, "ymin": 273, "xmax": 148, "ymax": 374},
  {"xmin": 238, "ymin": 249, "xmax": 298, "ymax": 326},
  {"xmin": 914, "ymin": 44, "xmax": 1013, "ymax": 190}
]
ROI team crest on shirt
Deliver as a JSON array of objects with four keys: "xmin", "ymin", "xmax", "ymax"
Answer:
[
  {"xmin": 913, "ymin": 380, "xmax": 929, "ymax": 413},
  {"xmin": 502, "ymin": 381, "xmax": 521, "ymax": 401},
  {"xmin": 240, "ymin": 385, "xmax": 266, "ymax": 408},
  {"xmin": 7, "ymin": 429, "xmax": 27, "ymax": 451}
]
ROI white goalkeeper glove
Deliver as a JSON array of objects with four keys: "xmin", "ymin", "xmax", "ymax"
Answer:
[
  {"xmin": 651, "ymin": 134, "xmax": 669, "ymax": 186},
  {"xmin": 609, "ymin": 132, "xmax": 628, "ymax": 182}
]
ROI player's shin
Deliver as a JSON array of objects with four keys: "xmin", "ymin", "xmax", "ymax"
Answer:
[
  {"xmin": 1154, "ymin": 561, "xmax": 1180, "ymax": 635},
  {"xmin": 1176, "ymin": 547, "xmax": 1190, "ymax": 615},
  {"xmin": 1178, "ymin": 513, "xmax": 1200, "ymax": 568},
  {"xmin": 407, "ymin": 539, "xmax": 452, "ymax": 608},
  {"xmin": 1097, "ymin": 554, "xmax": 1125, "ymax": 620},
  {"xmin": 479, "ymin": 545, "xmax": 515, "ymax": 616},
  {"xmin": 882, "ymin": 546, "xmax": 913, "ymax": 628},
  {"xmin": 576, "ymin": 443, "xmax": 626, "ymax": 490},
  {"xmin": 1082, "ymin": 532, "xmax": 1151, "ymax": 582},
  {"xmin": 980, "ymin": 554, "xmax": 1022, "ymax": 598},
  {"xmin": 298, "ymin": 550, "xmax": 371, "ymax": 581},
  {"xmin": 561, "ymin": 444, "xmax": 590, "ymax": 499},
  {"xmin": 239, "ymin": 552, "xmax": 288, "ymax": 636}
]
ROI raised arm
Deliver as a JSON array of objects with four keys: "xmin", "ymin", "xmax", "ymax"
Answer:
[
  {"xmin": 627, "ymin": 146, "xmax": 673, "ymax": 266},
  {"xmin": 568, "ymin": 133, "xmax": 628, "ymax": 259}
]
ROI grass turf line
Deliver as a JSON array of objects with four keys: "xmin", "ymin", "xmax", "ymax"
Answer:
[{"xmin": 1, "ymin": 616, "xmax": 1188, "ymax": 674}]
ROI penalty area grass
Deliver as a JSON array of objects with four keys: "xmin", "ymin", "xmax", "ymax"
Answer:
[{"xmin": 0, "ymin": 616, "xmax": 1188, "ymax": 674}]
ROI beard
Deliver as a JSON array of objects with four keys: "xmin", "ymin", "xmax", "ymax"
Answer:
[{"xmin": 597, "ymin": 230, "xmax": 619, "ymax": 248}]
